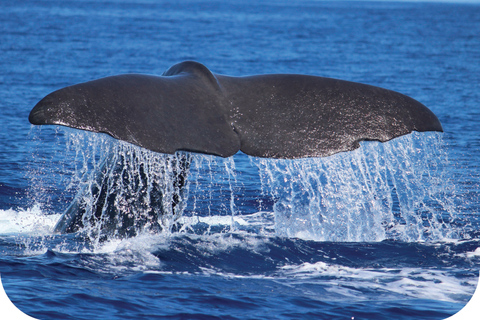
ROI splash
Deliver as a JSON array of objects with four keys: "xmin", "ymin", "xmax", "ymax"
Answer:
[
  {"xmin": 252, "ymin": 132, "xmax": 458, "ymax": 242},
  {"xmin": 53, "ymin": 131, "xmax": 191, "ymax": 244},
  {"xmin": 0, "ymin": 205, "xmax": 59, "ymax": 236},
  {"xmin": 27, "ymin": 128, "xmax": 461, "ymax": 244}
]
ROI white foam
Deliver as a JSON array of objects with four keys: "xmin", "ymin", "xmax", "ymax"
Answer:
[
  {"xmin": 279, "ymin": 261, "xmax": 477, "ymax": 303},
  {"xmin": 464, "ymin": 247, "xmax": 480, "ymax": 258},
  {"xmin": 178, "ymin": 211, "xmax": 275, "ymax": 232},
  {"xmin": 49, "ymin": 232, "xmax": 165, "ymax": 275},
  {"xmin": 0, "ymin": 206, "xmax": 60, "ymax": 236}
]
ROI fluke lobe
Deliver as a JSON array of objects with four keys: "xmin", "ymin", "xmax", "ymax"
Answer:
[{"xmin": 29, "ymin": 61, "xmax": 442, "ymax": 159}]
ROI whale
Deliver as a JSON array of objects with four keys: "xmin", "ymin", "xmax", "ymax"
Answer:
[{"xmin": 29, "ymin": 61, "xmax": 443, "ymax": 237}]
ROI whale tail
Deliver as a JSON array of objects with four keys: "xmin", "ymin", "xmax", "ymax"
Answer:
[
  {"xmin": 29, "ymin": 61, "xmax": 443, "ymax": 237},
  {"xmin": 29, "ymin": 61, "xmax": 442, "ymax": 159}
]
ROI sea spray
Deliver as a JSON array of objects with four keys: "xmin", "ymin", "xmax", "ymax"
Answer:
[
  {"xmin": 60, "ymin": 131, "xmax": 191, "ymax": 244},
  {"xmin": 27, "ymin": 128, "xmax": 460, "ymax": 244},
  {"xmin": 252, "ymin": 132, "xmax": 458, "ymax": 242},
  {"xmin": 181, "ymin": 154, "xmax": 241, "ymax": 234},
  {"xmin": 26, "ymin": 126, "xmax": 75, "ymax": 212}
]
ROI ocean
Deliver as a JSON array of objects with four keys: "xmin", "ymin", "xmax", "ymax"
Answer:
[{"xmin": 1, "ymin": 0, "xmax": 479, "ymax": 319}]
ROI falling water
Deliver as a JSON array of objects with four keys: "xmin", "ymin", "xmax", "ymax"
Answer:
[
  {"xmin": 29, "ymin": 129, "xmax": 191, "ymax": 244},
  {"xmin": 252, "ymin": 132, "xmax": 458, "ymax": 242},
  {"xmin": 29, "ymin": 129, "xmax": 460, "ymax": 244}
]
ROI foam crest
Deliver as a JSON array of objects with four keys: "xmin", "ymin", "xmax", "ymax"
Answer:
[
  {"xmin": 279, "ymin": 261, "xmax": 475, "ymax": 302},
  {"xmin": 0, "ymin": 205, "xmax": 59, "ymax": 236}
]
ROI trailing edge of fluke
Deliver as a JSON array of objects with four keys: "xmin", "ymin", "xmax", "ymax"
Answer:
[{"xmin": 29, "ymin": 61, "xmax": 443, "ymax": 159}]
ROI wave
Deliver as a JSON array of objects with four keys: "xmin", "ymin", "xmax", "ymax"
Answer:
[{"xmin": 1, "ymin": 219, "xmax": 478, "ymax": 304}]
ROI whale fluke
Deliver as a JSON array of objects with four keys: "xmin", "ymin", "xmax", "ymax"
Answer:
[
  {"xmin": 29, "ymin": 61, "xmax": 444, "ymax": 237},
  {"xmin": 29, "ymin": 61, "xmax": 442, "ymax": 159}
]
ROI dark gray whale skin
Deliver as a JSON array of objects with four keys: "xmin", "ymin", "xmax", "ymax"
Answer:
[{"xmin": 29, "ymin": 61, "xmax": 443, "ymax": 159}]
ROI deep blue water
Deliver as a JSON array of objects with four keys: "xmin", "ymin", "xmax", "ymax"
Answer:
[{"xmin": 1, "ymin": 0, "xmax": 480, "ymax": 319}]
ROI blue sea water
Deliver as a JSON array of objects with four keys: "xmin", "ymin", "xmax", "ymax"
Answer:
[{"xmin": 1, "ymin": 0, "xmax": 480, "ymax": 319}]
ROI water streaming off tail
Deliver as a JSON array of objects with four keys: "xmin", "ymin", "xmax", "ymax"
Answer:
[
  {"xmin": 33, "ymin": 131, "xmax": 190, "ymax": 244},
  {"xmin": 29, "ymin": 129, "xmax": 460, "ymax": 243},
  {"xmin": 252, "ymin": 132, "xmax": 458, "ymax": 242}
]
